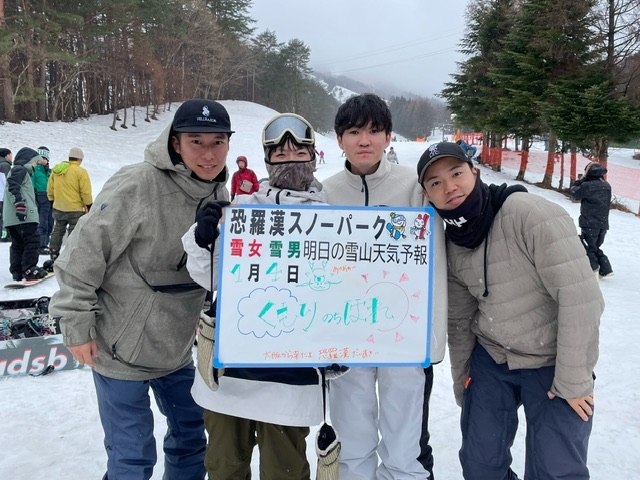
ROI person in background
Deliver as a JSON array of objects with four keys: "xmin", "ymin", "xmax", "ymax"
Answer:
[
  {"xmin": 230, "ymin": 154, "xmax": 259, "ymax": 200},
  {"xmin": 570, "ymin": 161, "xmax": 613, "ymax": 279},
  {"xmin": 183, "ymin": 112, "xmax": 337, "ymax": 479},
  {"xmin": 318, "ymin": 149, "xmax": 326, "ymax": 164},
  {"xmin": 2, "ymin": 147, "xmax": 48, "ymax": 281},
  {"xmin": 49, "ymin": 98, "xmax": 234, "ymax": 480},
  {"xmin": 0, "ymin": 147, "xmax": 13, "ymax": 242},
  {"xmin": 386, "ymin": 146, "xmax": 399, "ymax": 164},
  {"xmin": 456, "ymin": 138, "xmax": 477, "ymax": 159},
  {"xmin": 322, "ymin": 93, "xmax": 448, "ymax": 480},
  {"xmin": 418, "ymin": 141, "xmax": 602, "ymax": 480},
  {"xmin": 33, "ymin": 146, "xmax": 54, "ymax": 255},
  {"xmin": 47, "ymin": 146, "xmax": 93, "ymax": 260}
]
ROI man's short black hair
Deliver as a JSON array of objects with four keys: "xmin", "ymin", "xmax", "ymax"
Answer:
[{"xmin": 334, "ymin": 93, "xmax": 392, "ymax": 137}]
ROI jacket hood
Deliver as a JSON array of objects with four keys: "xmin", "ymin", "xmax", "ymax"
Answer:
[
  {"xmin": 144, "ymin": 123, "xmax": 229, "ymax": 198},
  {"xmin": 14, "ymin": 147, "xmax": 41, "ymax": 167},
  {"xmin": 584, "ymin": 162, "xmax": 607, "ymax": 180},
  {"xmin": 52, "ymin": 161, "xmax": 71, "ymax": 175}
]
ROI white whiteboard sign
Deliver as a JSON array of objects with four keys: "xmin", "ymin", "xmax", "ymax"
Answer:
[{"xmin": 215, "ymin": 204, "xmax": 435, "ymax": 367}]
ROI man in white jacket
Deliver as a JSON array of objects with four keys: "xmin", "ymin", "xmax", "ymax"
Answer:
[
  {"xmin": 183, "ymin": 113, "xmax": 332, "ymax": 479},
  {"xmin": 321, "ymin": 93, "xmax": 448, "ymax": 480}
]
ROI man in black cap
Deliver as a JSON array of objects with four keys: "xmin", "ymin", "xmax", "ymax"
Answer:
[
  {"xmin": 50, "ymin": 99, "xmax": 233, "ymax": 480},
  {"xmin": 417, "ymin": 141, "xmax": 602, "ymax": 480}
]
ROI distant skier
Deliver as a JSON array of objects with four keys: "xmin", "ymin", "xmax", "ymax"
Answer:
[
  {"xmin": 386, "ymin": 146, "xmax": 399, "ymax": 164},
  {"xmin": 456, "ymin": 139, "xmax": 477, "ymax": 159},
  {"xmin": 570, "ymin": 162, "xmax": 613, "ymax": 279}
]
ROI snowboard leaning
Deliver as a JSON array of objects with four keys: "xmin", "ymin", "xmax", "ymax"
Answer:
[{"xmin": 4, "ymin": 272, "xmax": 55, "ymax": 289}]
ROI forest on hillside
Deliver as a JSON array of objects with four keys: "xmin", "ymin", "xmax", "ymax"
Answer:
[
  {"xmin": 442, "ymin": 0, "xmax": 640, "ymax": 173},
  {"xmin": 4, "ymin": 0, "xmax": 639, "ymax": 161},
  {"xmin": 0, "ymin": 0, "xmax": 449, "ymax": 138}
]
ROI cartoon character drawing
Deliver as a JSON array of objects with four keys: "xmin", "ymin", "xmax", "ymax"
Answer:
[
  {"xmin": 386, "ymin": 212, "xmax": 407, "ymax": 240},
  {"xmin": 410, "ymin": 213, "xmax": 430, "ymax": 240},
  {"xmin": 299, "ymin": 260, "xmax": 341, "ymax": 291}
]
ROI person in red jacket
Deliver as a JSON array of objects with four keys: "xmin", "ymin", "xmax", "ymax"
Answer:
[{"xmin": 230, "ymin": 155, "xmax": 259, "ymax": 200}]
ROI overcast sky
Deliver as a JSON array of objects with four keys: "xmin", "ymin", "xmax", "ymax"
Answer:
[{"xmin": 249, "ymin": 0, "xmax": 470, "ymax": 98}]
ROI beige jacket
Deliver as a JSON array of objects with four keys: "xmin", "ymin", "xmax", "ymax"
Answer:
[{"xmin": 447, "ymin": 192, "xmax": 602, "ymax": 404}]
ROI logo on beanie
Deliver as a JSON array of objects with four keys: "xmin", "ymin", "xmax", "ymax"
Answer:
[
  {"xmin": 428, "ymin": 144, "xmax": 439, "ymax": 158},
  {"xmin": 196, "ymin": 105, "xmax": 217, "ymax": 124}
]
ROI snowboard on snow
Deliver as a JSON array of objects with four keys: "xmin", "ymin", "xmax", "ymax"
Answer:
[
  {"xmin": 4, "ymin": 272, "xmax": 55, "ymax": 289},
  {"xmin": 1, "ymin": 295, "xmax": 80, "ymax": 377}
]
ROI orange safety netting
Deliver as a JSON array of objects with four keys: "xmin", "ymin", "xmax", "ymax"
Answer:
[{"xmin": 482, "ymin": 147, "xmax": 640, "ymax": 208}]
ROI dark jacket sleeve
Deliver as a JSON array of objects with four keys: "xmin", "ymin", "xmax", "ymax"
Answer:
[
  {"xmin": 570, "ymin": 179, "xmax": 611, "ymax": 229},
  {"xmin": 7, "ymin": 165, "xmax": 27, "ymax": 203}
]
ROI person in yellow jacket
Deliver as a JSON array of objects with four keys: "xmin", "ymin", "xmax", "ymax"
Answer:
[{"xmin": 47, "ymin": 146, "xmax": 93, "ymax": 259}]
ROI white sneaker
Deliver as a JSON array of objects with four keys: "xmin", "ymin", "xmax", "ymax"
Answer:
[{"xmin": 599, "ymin": 271, "xmax": 614, "ymax": 279}]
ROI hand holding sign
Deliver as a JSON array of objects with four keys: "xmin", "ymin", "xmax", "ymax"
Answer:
[{"xmin": 195, "ymin": 201, "xmax": 230, "ymax": 250}]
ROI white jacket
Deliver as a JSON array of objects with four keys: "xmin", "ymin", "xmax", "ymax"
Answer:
[
  {"xmin": 322, "ymin": 157, "xmax": 447, "ymax": 364},
  {"xmin": 182, "ymin": 178, "xmax": 327, "ymax": 426}
]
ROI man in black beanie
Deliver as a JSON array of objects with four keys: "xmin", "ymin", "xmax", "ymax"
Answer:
[{"xmin": 570, "ymin": 161, "xmax": 613, "ymax": 279}]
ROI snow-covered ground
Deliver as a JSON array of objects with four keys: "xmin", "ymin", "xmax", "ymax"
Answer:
[{"xmin": 1, "ymin": 101, "xmax": 639, "ymax": 479}]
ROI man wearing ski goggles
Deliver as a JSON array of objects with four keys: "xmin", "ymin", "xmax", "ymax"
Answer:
[{"xmin": 262, "ymin": 113, "xmax": 315, "ymax": 147}]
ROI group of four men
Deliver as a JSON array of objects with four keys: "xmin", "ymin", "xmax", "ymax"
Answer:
[{"xmin": 49, "ymin": 95, "xmax": 602, "ymax": 480}]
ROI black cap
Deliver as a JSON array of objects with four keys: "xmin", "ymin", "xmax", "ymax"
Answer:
[
  {"xmin": 417, "ymin": 141, "xmax": 472, "ymax": 184},
  {"xmin": 172, "ymin": 99, "xmax": 234, "ymax": 134}
]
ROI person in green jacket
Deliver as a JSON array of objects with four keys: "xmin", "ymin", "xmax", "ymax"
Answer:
[{"xmin": 33, "ymin": 146, "xmax": 54, "ymax": 254}]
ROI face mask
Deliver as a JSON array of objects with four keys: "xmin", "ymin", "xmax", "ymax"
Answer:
[{"xmin": 266, "ymin": 159, "xmax": 316, "ymax": 191}]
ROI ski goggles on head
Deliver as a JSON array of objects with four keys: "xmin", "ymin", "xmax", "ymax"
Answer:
[{"xmin": 262, "ymin": 113, "xmax": 315, "ymax": 147}]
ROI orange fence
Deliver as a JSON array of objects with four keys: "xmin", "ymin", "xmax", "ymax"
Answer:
[{"xmin": 479, "ymin": 146, "xmax": 640, "ymax": 216}]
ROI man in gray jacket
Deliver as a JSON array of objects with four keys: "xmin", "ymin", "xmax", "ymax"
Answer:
[
  {"xmin": 322, "ymin": 93, "xmax": 448, "ymax": 480},
  {"xmin": 418, "ymin": 141, "xmax": 602, "ymax": 480},
  {"xmin": 50, "ymin": 99, "xmax": 233, "ymax": 480}
]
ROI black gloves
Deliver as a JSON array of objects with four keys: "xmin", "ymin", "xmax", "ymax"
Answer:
[
  {"xmin": 15, "ymin": 201, "xmax": 27, "ymax": 221},
  {"xmin": 195, "ymin": 201, "xmax": 230, "ymax": 250}
]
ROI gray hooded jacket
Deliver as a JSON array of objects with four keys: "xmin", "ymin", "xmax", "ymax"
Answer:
[{"xmin": 51, "ymin": 123, "xmax": 229, "ymax": 380}]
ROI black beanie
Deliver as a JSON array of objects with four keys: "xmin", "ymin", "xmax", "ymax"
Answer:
[{"xmin": 0, "ymin": 148, "xmax": 11, "ymax": 158}]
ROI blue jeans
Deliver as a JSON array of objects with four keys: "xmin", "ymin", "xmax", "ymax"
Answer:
[
  {"xmin": 460, "ymin": 345, "xmax": 592, "ymax": 480},
  {"xmin": 93, "ymin": 364, "xmax": 206, "ymax": 480}
]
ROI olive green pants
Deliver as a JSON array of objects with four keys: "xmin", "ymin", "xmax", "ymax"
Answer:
[{"xmin": 203, "ymin": 409, "xmax": 311, "ymax": 480}]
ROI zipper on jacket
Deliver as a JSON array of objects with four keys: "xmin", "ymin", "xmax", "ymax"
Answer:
[{"xmin": 360, "ymin": 175, "xmax": 370, "ymax": 206}]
